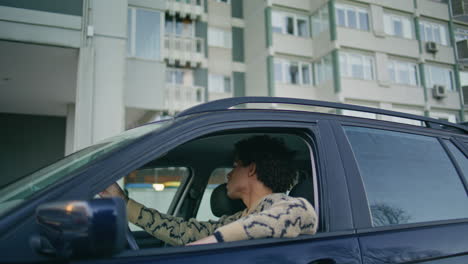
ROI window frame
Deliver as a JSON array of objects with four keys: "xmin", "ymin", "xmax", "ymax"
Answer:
[
  {"xmin": 425, "ymin": 64, "xmax": 455, "ymax": 91},
  {"xmin": 383, "ymin": 12, "xmax": 413, "ymax": 39},
  {"xmin": 335, "ymin": 3, "xmax": 370, "ymax": 31},
  {"xmin": 314, "ymin": 54, "xmax": 333, "ymax": 85},
  {"xmin": 208, "ymin": 27, "xmax": 232, "ymax": 49},
  {"xmin": 387, "ymin": 58, "xmax": 420, "ymax": 87},
  {"xmin": 208, "ymin": 73, "xmax": 232, "ymax": 93},
  {"xmin": 127, "ymin": 6, "xmax": 164, "ymax": 61},
  {"xmin": 419, "ymin": 20, "xmax": 449, "ymax": 46},
  {"xmin": 274, "ymin": 58, "xmax": 313, "ymax": 86},
  {"xmin": 271, "ymin": 10, "xmax": 311, "ymax": 38},
  {"xmin": 311, "ymin": 4, "xmax": 330, "ymax": 37},
  {"xmin": 340, "ymin": 51, "xmax": 375, "ymax": 81}
]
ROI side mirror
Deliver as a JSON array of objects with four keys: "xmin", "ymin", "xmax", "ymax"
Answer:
[{"xmin": 32, "ymin": 198, "xmax": 127, "ymax": 259}]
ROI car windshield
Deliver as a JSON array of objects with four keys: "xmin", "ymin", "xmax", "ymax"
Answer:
[{"xmin": 0, "ymin": 120, "xmax": 172, "ymax": 217}]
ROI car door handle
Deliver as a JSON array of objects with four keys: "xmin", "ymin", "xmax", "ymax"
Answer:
[{"xmin": 308, "ymin": 258, "xmax": 336, "ymax": 264}]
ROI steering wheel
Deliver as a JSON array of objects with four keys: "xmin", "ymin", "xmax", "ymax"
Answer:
[{"xmin": 126, "ymin": 226, "xmax": 139, "ymax": 250}]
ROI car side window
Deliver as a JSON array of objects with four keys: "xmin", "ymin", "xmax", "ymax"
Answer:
[
  {"xmin": 444, "ymin": 140, "xmax": 468, "ymax": 184},
  {"xmin": 343, "ymin": 126, "xmax": 468, "ymax": 227},
  {"xmin": 125, "ymin": 167, "xmax": 190, "ymax": 230},
  {"xmin": 196, "ymin": 168, "xmax": 231, "ymax": 221}
]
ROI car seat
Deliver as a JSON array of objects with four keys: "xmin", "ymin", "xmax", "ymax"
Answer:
[{"xmin": 210, "ymin": 183, "xmax": 246, "ymax": 217}]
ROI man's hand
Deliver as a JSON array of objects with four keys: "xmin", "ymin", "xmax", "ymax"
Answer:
[{"xmin": 186, "ymin": 235, "xmax": 218, "ymax": 246}]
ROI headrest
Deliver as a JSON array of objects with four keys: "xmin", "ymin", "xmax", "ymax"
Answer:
[
  {"xmin": 210, "ymin": 183, "xmax": 246, "ymax": 217},
  {"xmin": 289, "ymin": 177, "xmax": 314, "ymax": 206}
]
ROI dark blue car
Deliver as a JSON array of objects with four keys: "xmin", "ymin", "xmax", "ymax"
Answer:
[{"xmin": 1, "ymin": 97, "xmax": 468, "ymax": 263}]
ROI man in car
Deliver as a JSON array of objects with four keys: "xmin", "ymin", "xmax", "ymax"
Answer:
[{"xmin": 100, "ymin": 135, "xmax": 317, "ymax": 245}]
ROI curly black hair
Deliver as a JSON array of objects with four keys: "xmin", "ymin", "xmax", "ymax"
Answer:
[{"xmin": 234, "ymin": 135, "xmax": 296, "ymax": 193}]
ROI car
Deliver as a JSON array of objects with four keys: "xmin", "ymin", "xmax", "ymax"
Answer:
[{"xmin": 1, "ymin": 96, "xmax": 468, "ymax": 264}]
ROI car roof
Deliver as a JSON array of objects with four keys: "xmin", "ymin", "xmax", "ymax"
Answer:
[{"xmin": 175, "ymin": 97, "xmax": 468, "ymax": 135}]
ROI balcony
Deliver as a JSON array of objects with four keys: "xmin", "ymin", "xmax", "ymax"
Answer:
[
  {"xmin": 164, "ymin": 84, "xmax": 205, "ymax": 113},
  {"xmin": 164, "ymin": 35, "xmax": 205, "ymax": 66},
  {"xmin": 167, "ymin": 0, "xmax": 204, "ymax": 19}
]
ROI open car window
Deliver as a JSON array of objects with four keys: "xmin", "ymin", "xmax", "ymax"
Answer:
[
  {"xmin": 119, "ymin": 129, "xmax": 319, "ymax": 251},
  {"xmin": 126, "ymin": 167, "xmax": 190, "ymax": 231}
]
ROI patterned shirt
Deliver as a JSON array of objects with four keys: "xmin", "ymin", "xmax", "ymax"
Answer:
[{"xmin": 127, "ymin": 193, "xmax": 317, "ymax": 246}]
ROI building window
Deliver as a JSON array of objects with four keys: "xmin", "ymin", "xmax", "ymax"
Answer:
[
  {"xmin": 311, "ymin": 5, "xmax": 329, "ymax": 37},
  {"xmin": 165, "ymin": 15, "xmax": 194, "ymax": 37},
  {"xmin": 274, "ymin": 58, "xmax": 312, "ymax": 85},
  {"xmin": 272, "ymin": 11, "xmax": 310, "ymax": 37},
  {"xmin": 455, "ymin": 27, "xmax": 468, "ymax": 42},
  {"xmin": 419, "ymin": 20, "xmax": 449, "ymax": 45},
  {"xmin": 209, "ymin": 74, "xmax": 231, "ymax": 93},
  {"xmin": 335, "ymin": 4, "xmax": 370, "ymax": 31},
  {"xmin": 166, "ymin": 67, "xmax": 193, "ymax": 86},
  {"xmin": 340, "ymin": 52, "xmax": 374, "ymax": 80},
  {"xmin": 384, "ymin": 13, "xmax": 413, "ymax": 39},
  {"xmin": 425, "ymin": 64, "xmax": 455, "ymax": 90},
  {"xmin": 315, "ymin": 54, "xmax": 333, "ymax": 85},
  {"xmin": 388, "ymin": 59, "xmax": 419, "ymax": 86},
  {"xmin": 127, "ymin": 7, "xmax": 162, "ymax": 60},
  {"xmin": 208, "ymin": 27, "xmax": 232, "ymax": 48}
]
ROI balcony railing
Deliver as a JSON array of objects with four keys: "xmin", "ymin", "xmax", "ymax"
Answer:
[
  {"xmin": 164, "ymin": 35, "xmax": 205, "ymax": 65},
  {"xmin": 167, "ymin": 0, "xmax": 204, "ymax": 18},
  {"xmin": 164, "ymin": 84, "xmax": 205, "ymax": 113}
]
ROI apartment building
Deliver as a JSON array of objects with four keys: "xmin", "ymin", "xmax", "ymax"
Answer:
[
  {"xmin": 0, "ymin": 0, "xmax": 465, "ymax": 185},
  {"xmin": 244, "ymin": 0, "xmax": 465, "ymax": 125},
  {"xmin": 0, "ymin": 0, "xmax": 245, "ymax": 186}
]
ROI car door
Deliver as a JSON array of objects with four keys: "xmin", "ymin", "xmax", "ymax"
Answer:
[
  {"xmin": 99, "ymin": 114, "xmax": 362, "ymax": 264},
  {"xmin": 331, "ymin": 119, "xmax": 468, "ymax": 264}
]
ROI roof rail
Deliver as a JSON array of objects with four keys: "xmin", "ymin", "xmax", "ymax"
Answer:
[{"xmin": 177, "ymin": 97, "xmax": 467, "ymax": 133}]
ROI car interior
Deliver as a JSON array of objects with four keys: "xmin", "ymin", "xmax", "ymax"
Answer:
[{"xmin": 122, "ymin": 128, "xmax": 320, "ymax": 249}]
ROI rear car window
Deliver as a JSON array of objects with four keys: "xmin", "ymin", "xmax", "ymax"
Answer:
[
  {"xmin": 444, "ymin": 140, "xmax": 468, "ymax": 185},
  {"xmin": 344, "ymin": 126, "xmax": 468, "ymax": 227}
]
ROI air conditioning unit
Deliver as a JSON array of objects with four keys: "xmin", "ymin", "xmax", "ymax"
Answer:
[
  {"xmin": 426, "ymin": 41, "xmax": 438, "ymax": 53},
  {"xmin": 432, "ymin": 85, "xmax": 447, "ymax": 99}
]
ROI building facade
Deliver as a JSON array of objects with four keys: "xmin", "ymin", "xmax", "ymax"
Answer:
[
  {"xmin": 0, "ymin": 0, "xmax": 465, "ymax": 185},
  {"xmin": 244, "ymin": 0, "xmax": 465, "ymax": 125}
]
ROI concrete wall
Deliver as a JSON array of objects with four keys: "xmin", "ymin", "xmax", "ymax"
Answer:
[
  {"xmin": 128, "ymin": 0, "xmax": 166, "ymax": 10},
  {"xmin": 208, "ymin": 47, "xmax": 232, "ymax": 75},
  {"xmin": 271, "ymin": 0, "xmax": 311, "ymax": 11},
  {"xmin": 313, "ymin": 31, "xmax": 334, "ymax": 58},
  {"xmin": 337, "ymin": 28, "xmax": 420, "ymax": 58},
  {"xmin": 273, "ymin": 33, "xmax": 314, "ymax": 58},
  {"xmin": 0, "ymin": 113, "xmax": 65, "ymax": 187},
  {"xmin": 244, "ymin": 0, "xmax": 269, "ymax": 96},
  {"xmin": 341, "ymin": 79, "xmax": 426, "ymax": 106},
  {"xmin": 0, "ymin": 0, "xmax": 83, "ymax": 16},
  {"xmin": 422, "ymin": 45, "xmax": 456, "ymax": 64},
  {"xmin": 0, "ymin": 6, "xmax": 81, "ymax": 48},
  {"xmin": 208, "ymin": 0, "xmax": 231, "ymax": 28},
  {"xmin": 125, "ymin": 59, "xmax": 166, "ymax": 110},
  {"xmin": 311, "ymin": 0, "xmax": 329, "ymax": 12},
  {"xmin": 428, "ymin": 90, "xmax": 462, "ymax": 110},
  {"xmin": 418, "ymin": 0, "xmax": 449, "ymax": 20},
  {"xmin": 360, "ymin": 0, "xmax": 414, "ymax": 12},
  {"xmin": 275, "ymin": 83, "xmax": 336, "ymax": 102}
]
